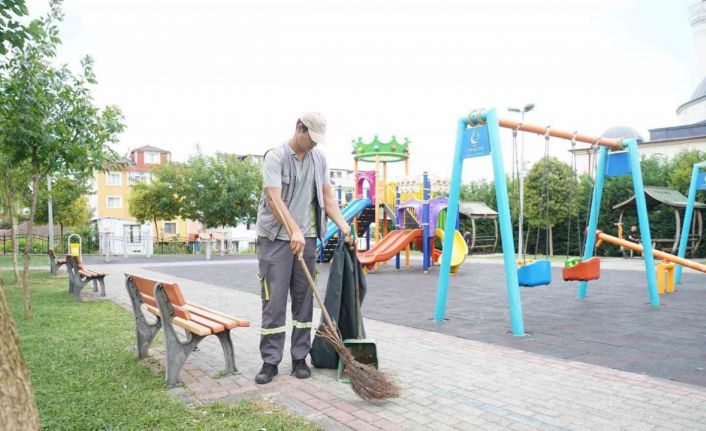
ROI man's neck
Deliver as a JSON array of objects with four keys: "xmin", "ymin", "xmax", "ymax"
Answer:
[{"xmin": 288, "ymin": 138, "xmax": 307, "ymax": 160}]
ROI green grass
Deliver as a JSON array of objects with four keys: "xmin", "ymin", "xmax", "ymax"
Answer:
[
  {"xmin": 0, "ymin": 254, "xmax": 50, "ymax": 267},
  {"xmin": 5, "ymin": 271, "xmax": 320, "ymax": 431}
]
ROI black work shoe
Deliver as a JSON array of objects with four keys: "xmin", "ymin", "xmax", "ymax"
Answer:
[
  {"xmin": 291, "ymin": 359, "xmax": 311, "ymax": 379},
  {"xmin": 255, "ymin": 363, "xmax": 278, "ymax": 384}
]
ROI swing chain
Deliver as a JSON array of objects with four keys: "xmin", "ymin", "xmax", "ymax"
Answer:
[{"xmin": 566, "ymin": 132, "xmax": 578, "ymax": 260}]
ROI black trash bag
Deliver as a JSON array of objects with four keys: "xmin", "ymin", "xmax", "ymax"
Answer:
[{"xmin": 310, "ymin": 240, "xmax": 367, "ymax": 369}]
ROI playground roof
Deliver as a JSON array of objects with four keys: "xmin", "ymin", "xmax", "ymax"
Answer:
[
  {"xmin": 612, "ymin": 186, "xmax": 706, "ymax": 210},
  {"xmin": 459, "ymin": 201, "xmax": 498, "ymax": 219}
]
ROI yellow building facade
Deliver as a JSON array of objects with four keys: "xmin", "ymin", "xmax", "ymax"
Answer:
[{"xmin": 94, "ymin": 145, "xmax": 188, "ymax": 240}]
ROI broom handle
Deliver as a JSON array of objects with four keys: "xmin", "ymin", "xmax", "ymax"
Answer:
[
  {"xmin": 352, "ymin": 252, "xmax": 363, "ymax": 340},
  {"xmin": 270, "ymin": 199, "xmax": 337, "ymax": 329}
]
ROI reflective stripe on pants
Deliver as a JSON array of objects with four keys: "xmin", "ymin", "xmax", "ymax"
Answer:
[{"xmin": 257, "ymin": 237, "xmax": 316, "ymax": 365}]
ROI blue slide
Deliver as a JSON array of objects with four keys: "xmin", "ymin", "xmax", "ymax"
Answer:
[{"xmin": 317, "ymin": 197, "xmax": 372, "ymax": 250}]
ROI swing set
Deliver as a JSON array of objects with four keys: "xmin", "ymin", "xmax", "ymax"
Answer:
[
  {"xmin": 435, "ymin": 108, "xmax": 661, "ymax": 336},
  {"xmin": 511, "ymin": 125, "xmax": 601, "ymax": 287}
]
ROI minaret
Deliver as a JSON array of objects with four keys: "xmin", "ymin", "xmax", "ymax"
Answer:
[
  {"xmin": 677, "ymin": 1, "xmax": 706, "ymax": 123},
  {"xmin": 691, "ymin": 1, "xmax": 706, "ymax": 77}
]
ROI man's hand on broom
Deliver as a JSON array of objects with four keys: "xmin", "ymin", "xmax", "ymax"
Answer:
[
  {"xmin": 290, "ymin": 229, "xmax": 306, "ymax": 257},
  {"xmin": 340, "ymin": 227, "xmax": 355, "ymax": 252}
]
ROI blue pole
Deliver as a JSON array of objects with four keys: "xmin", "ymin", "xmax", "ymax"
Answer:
[
  {"xmin": 675, "ymin": 162, "xmax": 705, "ymax": 284},
  {"xmin": 625, "ymin": 139, "xmax": 659, "ymax": 307},
  {"xmin": 578, "ymin": 146, "xmax": 608, "ymax": 298},
  {"xmin": 337, "ymin": 185, "xmax": 342, "ymax": 207},
  {"xmin": 395, "ymin": 186, "xmax": 401, "ymax": 269},
  {"xmin": 422, "ymin": 172, "xmax": 431, "ymax": 272},
  {"xmin": 434, "ymin": 118, "xmax": 466, "ymax": 322},
  {"xmin": 483, "ymin": 109, "xmax": 524, "ymax": 336}
]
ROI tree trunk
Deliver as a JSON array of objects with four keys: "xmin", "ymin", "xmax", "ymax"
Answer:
[
  {"xmin": 22, "ymin": 173, "xmax": 41, "ymax": 319},
  {"xmin": 154, "ymin": 218, "xmax": 159, "ymax": 244},
  {"xmin": 2, "ymin": 176, "xmax": 21, "ymax": 286},
  {"xmin": 60, "ymin": 224, "xmax": 64, "ymax": 255},
  {"xmin": 11, "ymin": 205, "xmax": 20, "ymax": 287},
  {"xmin": 0, "ymin": 277, "xmax": 41, "ymax": 430}
]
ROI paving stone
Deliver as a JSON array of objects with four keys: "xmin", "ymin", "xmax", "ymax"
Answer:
[{"xmin": 93, "ymin": 258, "xmax": 706, "ymax": 431}]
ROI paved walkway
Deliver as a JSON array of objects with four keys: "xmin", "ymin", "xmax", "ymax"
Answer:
[{"xmin": 88, "ymin": 259, "xmax": 706, "ymax": 430}]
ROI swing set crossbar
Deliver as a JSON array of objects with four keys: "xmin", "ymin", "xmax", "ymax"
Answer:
[{"xmin": 497, "ymin": 119, "xmax": 623, "ymax": 150}]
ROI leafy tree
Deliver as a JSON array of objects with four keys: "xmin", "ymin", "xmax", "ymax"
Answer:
[
  {"xmin": 128, "ymin": 180, "xmax": 181, "ymax": 244},
  {"xmin": 0, "ymin": 0, "xmax": 42, "ymax": 54},
  {"xmin": 0, "ymin": 1, "xmax": 124, "ymax": 318},
  {"xmin": 178, "ymin": 152, "xmax": 262, "ymax": 229},
  {"xmin": 0, "ymin": 158, "xmax": 31, "ymax": 284},
  {"xmin": 35, "ymin": 176, "xmax": 91, "ymax": 252},
  {"xmin": 667, "ymin": 149, "xmax": 706, "ymax": 199},
  {"xmin": 0, "ymin": 1, "xmax": 42, "ymax": 428},
  {"xmin": 523, "ymin": 157, "xmax": 576, "ymax": 256}
]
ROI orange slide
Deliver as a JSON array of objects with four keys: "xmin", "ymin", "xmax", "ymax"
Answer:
[{"xmin": 358, "ymin": 229, "xmax": 423, "ymax": 268}]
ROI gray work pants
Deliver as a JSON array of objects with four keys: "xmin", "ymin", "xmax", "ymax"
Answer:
[{"xmin": 257, "ymin": 237, "xmax": 316, "ymax": 365}]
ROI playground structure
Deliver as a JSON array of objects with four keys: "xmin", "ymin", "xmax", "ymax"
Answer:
[
  {"xmin": 595, "ymin": 230, "xmax": 706, "ymax": 274},
  {"xmin": 316, "ymin": 136, "xmax": 410, "ymax": 263},
  {"xmin": 317, "ymin": 135, "xmax": 470, "ymax": 273},
  {"xmin": 357, "ymin": 195, "xmax": 468, "ymax": 273},
  {"xmin": 435, "ymin": 108, "xmax": 664, "ymax": 336},
  {"xmin": 612, "ymin": 186, "xmax": 705, "ymax": 255},
  {"xmin": 458, "ymin": 201, "xmax": 498, "ymax": 254}
]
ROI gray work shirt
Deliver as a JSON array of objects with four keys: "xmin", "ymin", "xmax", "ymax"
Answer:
[{"xmin": 259, "ymin": 143, "xmax": 329, "ymax": 240}]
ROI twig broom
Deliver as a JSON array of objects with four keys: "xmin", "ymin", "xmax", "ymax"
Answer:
[{"xmin": 271, "ymin": 201, "xmax": 399, "ymax": 401}]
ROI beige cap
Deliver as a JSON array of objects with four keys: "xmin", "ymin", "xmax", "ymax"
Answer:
[{"xmin": 300, "ymin": 111, "xmax": 327, "ymax": 145}]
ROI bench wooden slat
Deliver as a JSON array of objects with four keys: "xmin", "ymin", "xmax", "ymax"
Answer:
[
  {"xmin": 188, "ymin": 314, "xmax": 225, "ymax": 333},
  {"xmin": 79, "ymin": 269, "xmax": 106, "ymax": 278},
  {"xmin": 141, "ymin": 294, "xmax": 157, "ymax": 308},
  {"xmin": 127, "ymin": 274, "xmax": 191, "ymax": 320},
  {"xmin": 185, "ymin": 303, "xmax": 250, "ymax": 328},
  {"xmin": 170, "ymin": 317, "xmax": 211, "ymax": 337},
  {"xmin": 145, "ymin": 305, "xmax": 213, "ymax": 336}
]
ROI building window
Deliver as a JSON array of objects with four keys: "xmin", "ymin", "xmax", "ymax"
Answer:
[
  {"xmin": 146, "ymin": 152, "xmax": 161, "ymax": 164},
  {"xmin": 107, "ymin": 196, "xmax": 122, "ymax": 209},
  {"xmin": 163, "ymin": 222, "xmax": 177, "ymax": 235},
  {"xmin": 106, "ymin": 172, "xmax": 121, "ymax": 186},
  {"xmin": 128, "ymin": 171, "xmax": 151, "ymax": 185},
  {"xmin": 128, "ymin": 225, "xmax": 142, "ymax": 243}
]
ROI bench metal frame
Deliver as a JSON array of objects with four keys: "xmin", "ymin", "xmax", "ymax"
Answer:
[
  {"xmin": 65, "ymin": 255, "xmax": 105, "ymax": 300},
  {"xmin": 125, "ymin": 275, "xmax": 238, "ymax": 387},
  {"xmin": 48, "ymin": 250, "xmax": 66, "ymax": 275}
]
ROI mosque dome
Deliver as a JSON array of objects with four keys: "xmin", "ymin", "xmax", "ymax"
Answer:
[
  {"xmin": 600, "ymin": 125, "xmax": 645, "ymax": 143},
  {"xmin": 676, "ymin": 75, "xmax": 706, "ymax": 116}
]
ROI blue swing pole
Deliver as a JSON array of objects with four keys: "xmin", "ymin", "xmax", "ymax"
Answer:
[
  {"xmin": 486, "ymin": 109, "xmax": 525, "ymax": 336},
  {"xmin": 578, "ymin": 145, "xmax": 608, "ymax": 299},
  {"xmin": 434, "ymin": 118, "xmax": 466, "ymax": 322},
  {"xmin": 675, "ymin": 162, "xmax": 706, "ymax": 284},
  {"xmin": 625, "ymin": 139, "xmax": 659, "ymax": 307}
]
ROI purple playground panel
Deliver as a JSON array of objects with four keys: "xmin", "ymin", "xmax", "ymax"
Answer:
[
  {"xmin": 356, "ymin": 171, "xmax": 376, "ymax": 204},
  {"xmin": 428, "ymin": 196, "xmax": 449, "ymax": 234},
  {"xmin": 396, "ymin": 198, "xmax": 423, "ymax": 229},
  {"xmin": 396, "ymin": 196, "xmax": 451, "ymax": 237}
]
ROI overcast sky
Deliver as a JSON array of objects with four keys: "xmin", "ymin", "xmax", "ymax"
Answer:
[{"xmin": 27, "ymin": 0, "xmax": 697, "ymax": 182}]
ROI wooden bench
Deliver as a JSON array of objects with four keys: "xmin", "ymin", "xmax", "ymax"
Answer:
[
  {"xmin": 65, "ymin": 255, "xmax": 107, "ymax": 300},
  {"xmin": 48, "ymin": 249, "xmax": 66, "ymax": 275},
  {"xmin": 124, "ymin": 273, "xmax": 250, "ymax": 387}
]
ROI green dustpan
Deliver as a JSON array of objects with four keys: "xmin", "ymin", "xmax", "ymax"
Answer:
[{"xmin": 337, "ymin": 243, "xmax": 378, "ymax": 383}]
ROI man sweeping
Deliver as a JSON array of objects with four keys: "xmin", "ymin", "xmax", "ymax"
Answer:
[{"xmin": 254, "ymin": 112, "xmax": 353, "ymax": 384}]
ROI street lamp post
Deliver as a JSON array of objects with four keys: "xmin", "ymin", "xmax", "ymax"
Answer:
[
  {"xmin": 508, "ymin": 103, "xmax": 535, "ymax": 258},
  {"xmin": 47, "ymin": 176, "xmax": 54, "ymax": 252}
]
